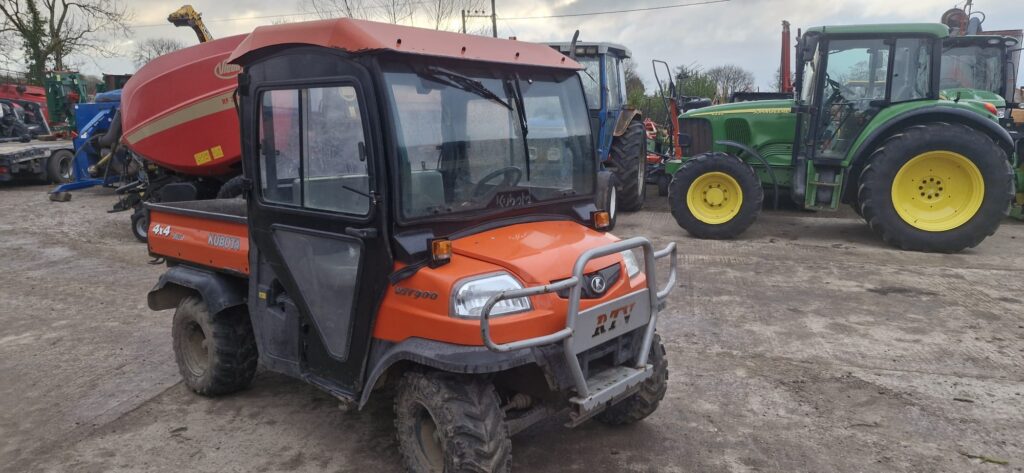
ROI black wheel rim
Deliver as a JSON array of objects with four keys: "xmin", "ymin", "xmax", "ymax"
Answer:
[
  {"xmin": 413, "ymin": 404, "xmax": 445, "ymax": 472},
  {"xmin": 182, "ymin": 321, "xmax": 209, "ymax": 377}
]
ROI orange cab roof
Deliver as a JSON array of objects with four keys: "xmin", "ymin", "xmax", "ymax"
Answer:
[{"xmin": 228, "ymin": 18, "xmax": 581, "ymax": 70}]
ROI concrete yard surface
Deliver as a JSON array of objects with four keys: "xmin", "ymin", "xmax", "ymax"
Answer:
[{"xmin": 1, "ymin": 183, "xmax": 1022, "ymax": 472}]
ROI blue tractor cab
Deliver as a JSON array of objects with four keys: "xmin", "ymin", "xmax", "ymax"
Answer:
[{"xmin": 549, "ymin": 41, "xmax": 648, "ymax": 211}]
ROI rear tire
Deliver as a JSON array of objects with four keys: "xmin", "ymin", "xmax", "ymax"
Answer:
[
  {"xmin": 857, "ymin": 122, "xmax": 1013, "ymax": 253},
  {"xmin": 172, "ymin": 296, "xmax": 258, "ymax": 396},
  {"xmin": 395, "ymin": 371, "xmax": 511, "ymax": 473},
  {"xmin": 216, "ymin": 175, "xmax": 245, "ymax": 199},
  {"xmin": 595, "ymin": 333, "xmax": 668, "ymax": 426},
  {"xmin": 608, "ymin": 119, "xmax": 647, "ymax": 212},
  {"xmin": 668, "ymin": 152, "xmax": 762, "ymax": 239},
  {"xmin": 46, "ymin": 150, "xmax": 74, "ymax": 184}
]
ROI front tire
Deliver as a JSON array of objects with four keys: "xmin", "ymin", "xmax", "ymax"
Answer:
[
  {"xmin": 595, "ymin": 333, "xmax": 668, "ymax": 426},
  {"xmin": 857, "ymin": 122, "xmax": 1013, "ymax": 253},
  {"xmin": 172, "ymin": 296, "xmax": 258, "ymax": 396},
  {"xmin": 608, "ymin": 119, "xmax": 647, "ymax": 212},
  {"xmin": 395, "ymin": 372, "xmax": 511, "ymax": 473},
  {"xmin": 668, "ymin": 152, "xmax": 763, "ymax": 239}
]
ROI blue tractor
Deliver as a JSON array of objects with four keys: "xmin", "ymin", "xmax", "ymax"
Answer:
[{"xmin": 549, "ymin": 41, "xmax": 648, "ymax": 212}]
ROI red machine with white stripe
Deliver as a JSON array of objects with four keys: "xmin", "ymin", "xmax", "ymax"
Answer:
[
  {"xmin": 118, "ymin": 35, "xmax": 247, "ymax": 242},
  {"xmin": 121, "ymin": 34, "xmax": 245, "ymax": 176}
]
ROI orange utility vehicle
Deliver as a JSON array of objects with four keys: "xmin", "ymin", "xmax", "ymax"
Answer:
[{"xmin": 145, "ymin": 18, "xmax": 677, "ymax": 472}]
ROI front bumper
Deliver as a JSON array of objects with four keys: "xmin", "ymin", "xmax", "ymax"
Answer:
[{"xmin": 479, "ymin": 237, "xmax": 677, "ymax": 423}]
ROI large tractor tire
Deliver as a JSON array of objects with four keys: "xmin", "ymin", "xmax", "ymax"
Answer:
[
  {"xmin": 668, "ymin": 152, "xmax": 763, "ymax": 239},
  {"xmin": 216, "ymin": 174, "xmax": 246, "ymax": 199},
  {"xmin": 608, "ymin": 119, "xmax": 647, "ymax": 212},
  {"xmin": 395, "ymin": 371, "xmax": 511, "ymax": 473},
  {"xmin": 172, "ymin": 296, "xmax": 258, "ymax": 396},
  {"xmin": 857, "ymin": 122, "xmax": 1013, "ymax": 253},
  {"xmin": 595, "ymin": 333, "xmax": 668, "ymax": 426},
  {"xmin": 46, "ymin": 149, "xmax": 75, "ymax": 184}
]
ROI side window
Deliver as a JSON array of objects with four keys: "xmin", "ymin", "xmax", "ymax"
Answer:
[
  {"xmin": 892, "ymin": 38, "xmax": 932, "ymax": 102},
  {"xmin": 605, "ymin": 57, "xmax": 622, "ymax": 110},
  {"xmin": 259, "ymin": 85, "xmax": 370, "ymax": 215}
]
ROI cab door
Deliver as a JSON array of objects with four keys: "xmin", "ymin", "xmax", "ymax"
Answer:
[{"xmin": 240, "ymin": 50, "xmax": 390, "ymax": 397}]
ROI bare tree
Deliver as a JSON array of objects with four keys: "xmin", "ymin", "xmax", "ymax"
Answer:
[
  {"xmin": 132, "ymin": 37, "xmax": 183, "ymax": 67},
  {"xmin": 423, "ymin": 0, "xmax": 456, "ymax": 30},
  {"xmin": 372, "ymin": 0, "xmax": 413, "ymax": 24},
  {"xmin": 705, "ymin": 65, "xmax": 755, "ymax": 98},
  {"xmin": 0, "ymin": 0, "xmax": 132, "ymax": 85},
  {"xmin": 301, "ymin": 0, "xmax": 368, "ymax": 19}
]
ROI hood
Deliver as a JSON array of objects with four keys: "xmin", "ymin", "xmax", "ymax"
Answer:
[
  {"xmin": 683, "ymin": 99, "xmax": 794, "ymax": 118},
  {"xmin": 452, "ymin": 220, "xmax": 622, "ymax": 284}
]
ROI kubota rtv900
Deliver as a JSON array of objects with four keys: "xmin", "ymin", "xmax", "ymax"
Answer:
[{"xmin": 144, "ymin": 18, "xmax": 677, "ymax": 472}]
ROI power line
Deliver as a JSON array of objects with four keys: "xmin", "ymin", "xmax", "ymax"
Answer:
[{"xmin": 501, "ymin": 0, "xmax": 730, "ymax": 20}]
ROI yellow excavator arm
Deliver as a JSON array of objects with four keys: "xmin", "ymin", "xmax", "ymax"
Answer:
[{"xmin": 168, "ymin": 5, "xmax": 213, "ymax": 43}]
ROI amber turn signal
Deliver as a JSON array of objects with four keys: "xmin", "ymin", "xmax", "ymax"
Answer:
[
  {"xmin": 431, "ymin": 238, "xmax": 452, "ymax": 264},
  {"xmin": 983, "ymin": 102, "xmax": 999, "ymax": 115},
  {"xmin": 593, "ymin": 211, "xmax": 611, "ymax": 230}
]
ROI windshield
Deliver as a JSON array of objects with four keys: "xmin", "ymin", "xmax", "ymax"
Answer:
[
  {"xmin": 383, "ymin": 61, "xmax": 595, "ymax": 221},
  {"xmin": 575, "ymin": 56, "xmax": 601, "ymax": 109},
  {"xmin": 941, "ymin": 45, "xmax": 1003, "ymax": 94}
]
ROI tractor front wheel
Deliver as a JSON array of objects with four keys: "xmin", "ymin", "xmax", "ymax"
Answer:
[
  {"xmin": 608, "ymin": 119, "xmax": 647, "ymax": 212},
  {"xmin": 668, "ymin": 152, "xmax": 763, "ymax": 239},
  {"xmin": 857, "ymin": 122, "xmax": 1013, "ymax": 253},
  {"xmin": 395, "ymin": 372, "xmax": 511, "ymax": 473}
]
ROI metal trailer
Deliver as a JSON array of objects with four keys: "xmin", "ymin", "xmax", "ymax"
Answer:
[{"xmin": 0, "ymin": 140, "xmax": 74, "ymax": 183}]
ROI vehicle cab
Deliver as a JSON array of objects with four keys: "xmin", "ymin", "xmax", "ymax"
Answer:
[{"xmin": 146, "ymin": 18, "xmax": 676, "ymax": 471}]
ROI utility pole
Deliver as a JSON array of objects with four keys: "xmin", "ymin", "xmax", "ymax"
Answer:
[
  {"xmin": 491, "ymin": 0, "xmax": 497, "ymax": 38},
  {"xmin": 461, "ymin": 2, "xmax": 497, "ymax": 37}
]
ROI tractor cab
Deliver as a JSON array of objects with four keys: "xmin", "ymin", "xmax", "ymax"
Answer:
[
  {"xmin": 548, "ymin": 41, "xmax": 649, "ymax": 212},
  {"xmin": 794, "ymin": 24, "xmax": 949, "ymax": 169},
  {"xmin": 940, "ymin": 35, "xmax": 1019, "ymax": 110}
]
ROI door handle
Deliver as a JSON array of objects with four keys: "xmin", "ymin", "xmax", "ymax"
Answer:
[{"xmin": 345, "ymin": 227, "xmax": 378, "ymax": 239}]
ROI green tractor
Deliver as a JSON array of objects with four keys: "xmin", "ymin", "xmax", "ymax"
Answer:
[{"xmin": 665, "ymin": 23, "xmax": 1019, "ymax": 252}]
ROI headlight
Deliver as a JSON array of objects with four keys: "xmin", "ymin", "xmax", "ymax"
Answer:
[
  {"xmin": 620, "ymin": 249, "xmax": 641, "ymax": 279},
  {"xmin": 452, "ymin": 273, "xmax": 531, "ymax": 318}
]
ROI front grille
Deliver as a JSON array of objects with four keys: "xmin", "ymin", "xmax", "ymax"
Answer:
[
  {"xmin": 680, "ymin": 118, "xmax": 713, "ymax": 156},
  {"xmin": 556, "ymin": 263, "xmax": 621, "ymax": 300}
]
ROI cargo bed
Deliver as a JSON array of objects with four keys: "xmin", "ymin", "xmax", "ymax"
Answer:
[{"xmin": 146, "ymin": 199, "xmax": 250, "ymax": 276}]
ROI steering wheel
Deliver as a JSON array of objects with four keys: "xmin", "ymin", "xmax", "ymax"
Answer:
[{"xmin": 471, "ymin": 166, "xmax": 523, "ymax": 198}]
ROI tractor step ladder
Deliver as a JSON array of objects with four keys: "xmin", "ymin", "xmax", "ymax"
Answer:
[{"xmin": 805, "ymin": 163, "xmax": 845, "ymax": 210}]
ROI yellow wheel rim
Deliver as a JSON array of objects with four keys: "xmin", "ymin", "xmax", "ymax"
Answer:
[
  {"xmin": 687, "ymin": 172, "xmax": 743, "ymax": 224},
  {"xmin": 891, "ymin": 151, "xmax": 984, "ymax": 232}
]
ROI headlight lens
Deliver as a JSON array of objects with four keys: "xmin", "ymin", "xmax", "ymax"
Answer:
[
  {"xmin": 452, "ymin": 273, "xmax": 531, "ymax": 318},
  {"xmin": 620, "ymin": 249, "xmax": 641, "ymax": 278}
]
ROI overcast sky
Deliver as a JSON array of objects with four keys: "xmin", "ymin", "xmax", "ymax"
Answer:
[{"xmin": 80, "ymin": 0, "xmax": 1024, "ymax": 91}]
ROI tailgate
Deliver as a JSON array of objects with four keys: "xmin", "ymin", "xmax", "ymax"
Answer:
[{"xmin": 147, "ymin": 201, "xmax": 250, "ymax": 275}]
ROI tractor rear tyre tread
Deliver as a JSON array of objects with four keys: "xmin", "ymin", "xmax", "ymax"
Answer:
[
  {"xmin": 172, "ymin": 296, "xmax": 258, "ymax": 396},
  {"xmin": 668, "ymin": 152, "xmax": 763, "ymax": 239},
  {"xmin": 595, "ymin": 333, "xmax": 668, "ymax": 426},
  {"xmin": 857, "ymin": 122, "xmax": 1013, "ymax": 253},
  {"xmin": 395, "ymin": 371, "xmax": 511, "ymax": 473},
  {"xmin": 608, "ymin": 119, "xmax": 647, "ymax": 212}
]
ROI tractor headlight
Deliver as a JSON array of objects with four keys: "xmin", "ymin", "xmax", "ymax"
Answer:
[
  {"xmin": 620, "ymin": 249, "xmax": 641, "ymax": 279},
  {"xmin": 452, "ymin": 273, "xmax": 531, "ymax": 318}
]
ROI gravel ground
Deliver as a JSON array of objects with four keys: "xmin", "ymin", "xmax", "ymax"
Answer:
[{"xmin": 1, "ymin": 183, "xmax": 1022, "ymax": 472}]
